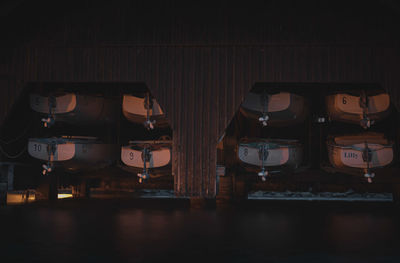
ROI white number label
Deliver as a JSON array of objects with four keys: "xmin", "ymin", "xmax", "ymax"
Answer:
[{"xmin": 33, "ymin": 144, "xmax": 42, "ymax": 152}]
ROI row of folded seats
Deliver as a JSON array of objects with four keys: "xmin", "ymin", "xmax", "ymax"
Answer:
[
  {"xmin": 27, "ymin": 88, "xmax": 395, "ymax": 184},
  {"xmin": 236, "ymin": 89, "xmax": 394, "ymax": 183},
  {"xmin": 28, "ymin": 91, "xmax": 172, "ymax": 183}
]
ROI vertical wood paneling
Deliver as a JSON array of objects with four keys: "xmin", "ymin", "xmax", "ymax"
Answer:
[
  {"xmin": 1, "ymin": 44, "xmax": 400, "ymax": 197},
  {"xmin": 380, "ymin": 47, "xmax": 400, "ymax": 111},
  {"xmin": 1, "ymin": 1, "xmax": 399, "ymax": 197}
]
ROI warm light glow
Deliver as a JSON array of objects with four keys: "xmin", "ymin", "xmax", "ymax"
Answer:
[
  {"xmin": 7, "ymin": 192, "xmax": 36, "ymax": 204},
  {"xmin": 58, "ymin": 194, "xmax": 73, "ymax": 199}
]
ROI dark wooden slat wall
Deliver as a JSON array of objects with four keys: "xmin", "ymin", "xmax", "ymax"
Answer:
[
  {"xmin": 0, "ymin": 0, "xmax": 399, "ymax": 198},
  {"xmin": 1, "ymin": 45, "xmax": 399, "ymax": 197},
  {"xmin": 0, "ymin": 75, "xmax": 18, "ymax": 126},
  {"xmin": 3, "ymin": 0, "xmax": 399, "ymax": 48}
]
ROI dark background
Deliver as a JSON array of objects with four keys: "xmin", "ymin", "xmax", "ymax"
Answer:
[{"xmin": 1, "ymin": 0, "xmax": 399, "ymax": 197}]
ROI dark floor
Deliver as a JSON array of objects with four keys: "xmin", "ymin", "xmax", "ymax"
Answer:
[{"xmin": 1, "ymin": 199, "xmax": 400, "ymax": 263}]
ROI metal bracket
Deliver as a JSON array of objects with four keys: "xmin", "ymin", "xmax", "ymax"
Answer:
[
  {"xmin": 315, "ymin": 115, "xmax": 327, "ymax": 123},
  {"xmin": 259, "ymin": 90, "xmax": 270, "ymax": 127},
  {"xmin": 42, "ymin": 95, "xmax": 56, "ymax": 128},
  {"xmin": 42, "ymin": 142, "xmax": 56, "ymax": 175},
  {"xmin": 258, "ymin": 144, "xmax": 269, "ymax": 181},
  {"xmin": 137, "ymin": 147, "xmax": 151, "ymax": 183},
  {"xmin": 144, "ymin": 93, "xmax": 156, "ymax": 130},
  {"xmin": 362, "ymin": 142, "xmax": 375, "ymax": 183},
  {"xmin": 359, "ymin": 91, "xmax": 373, "ymax": 129}
]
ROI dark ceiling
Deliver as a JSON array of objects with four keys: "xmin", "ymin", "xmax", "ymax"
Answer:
[{"xmin": 1, "ymin": 0, "xmax": 399, "ymax": 46}]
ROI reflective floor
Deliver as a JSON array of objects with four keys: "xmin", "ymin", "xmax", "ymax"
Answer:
[{"xmin": 1, "ymin": 199, "xmax": 400, "ymax": 263}]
